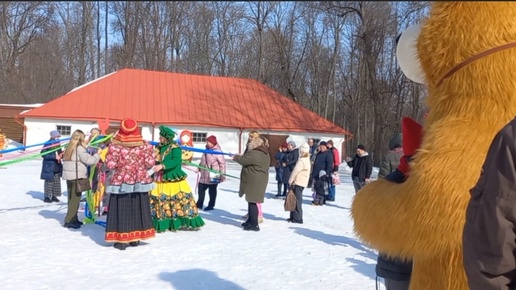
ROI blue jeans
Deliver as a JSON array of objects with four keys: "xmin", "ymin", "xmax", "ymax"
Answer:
[{"xmin": 328, "ymin": 181, "xmax": 336, "ymax": 201}]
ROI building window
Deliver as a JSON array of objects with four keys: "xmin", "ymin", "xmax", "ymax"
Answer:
[
  {"xmin": 313, "ymin": 138, "xmax": 321, "ymax": 145},
  {"xmin": 192, "ymin": 132, "xmax": 207, "ymax": 143},
  {"xmin": 56, "ymin": 125, "xmax": 71, "ymax": 136}
]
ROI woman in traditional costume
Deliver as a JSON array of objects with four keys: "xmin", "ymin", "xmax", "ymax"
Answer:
[
  {"xmin": 104, "ymin": 118, "xmax": 156, "ymax": 250},
  {"xmin": 150, "ymin": 126, "xmax": 205, "ymax": 232}
]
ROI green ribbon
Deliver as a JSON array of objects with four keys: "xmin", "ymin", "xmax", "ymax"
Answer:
[
  {"xmin": 183, "ymin": 161, "xmax": 240, "ymax": 179},
  {"xmin": 0, "ymin": 134, "xmax": 113, "ymax": 167}
]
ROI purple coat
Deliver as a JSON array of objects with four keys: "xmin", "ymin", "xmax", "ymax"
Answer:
[{"xmin": 199, "ymin": 144, "xmax": 227, "ymax": 184}]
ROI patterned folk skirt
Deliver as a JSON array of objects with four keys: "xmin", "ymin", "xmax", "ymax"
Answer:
[
  {"xmin": 105, "ymin": 192, "xmax": 156, "ymax": 243},
  {"xmin": 149, "ymin": 179, "xmax": 205, "ymax": 232}
]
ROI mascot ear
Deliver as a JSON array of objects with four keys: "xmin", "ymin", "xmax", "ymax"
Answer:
[{"xmin": 396, "ymin": 23, "xmax": 426, "ymax": 84}]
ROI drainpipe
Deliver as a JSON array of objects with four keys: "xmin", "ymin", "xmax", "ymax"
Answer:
[
  {"xmin": 151, "ymin": 122, "xmax": 156, "ymax": 142},
  {"xmin": 238, "ymin": 127, "xmax": 244, "ymax": 154},
  {"xmin": 14, "ymin": 113, "xmax": 27, "ymax": 147}
]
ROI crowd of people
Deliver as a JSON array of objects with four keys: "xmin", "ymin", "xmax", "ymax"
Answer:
[{"xmin": 39, "ymin": 121, "xmax": 379, "ymax": 251}]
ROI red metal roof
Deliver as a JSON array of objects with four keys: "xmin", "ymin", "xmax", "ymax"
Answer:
[{"xmin": 21, "ymin": 68, "xmax": 350, "ymax": 135}]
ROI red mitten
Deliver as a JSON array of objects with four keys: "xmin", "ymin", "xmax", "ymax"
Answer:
[{"xmin": 397, "ymin": 117, "xmax": 424, "ymax": 177}]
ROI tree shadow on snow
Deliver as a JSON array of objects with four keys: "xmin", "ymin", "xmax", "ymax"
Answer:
[
  {"xmin": 345, "ymin": 256, "xmax": 378, "ymax": 281},
  {"xmin": 25, "ymin": 190, "xmax": 68, "ymax": 201},
  {"xmin": 159, "ymin": 269, "xmax": 245, "ymax": 290},
  {"xmin": 219, "ymin": 188, "xmax": 240, "ymax": 194},
  {"xmin": 290, "ymin": 227, "xmax": 377, "ymax": 260},
  {"xmin": 199, "ymin": 208, "xmax": 243, "ymax": 228}
]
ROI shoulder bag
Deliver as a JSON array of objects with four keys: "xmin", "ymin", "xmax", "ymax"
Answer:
[{"xmin": 75, "ymin": 148, "xmax": 91, "ymax": 193}]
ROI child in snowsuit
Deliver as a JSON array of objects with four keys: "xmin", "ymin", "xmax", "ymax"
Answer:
[{"xmin": 312, "ymin": 170, "xmax": 328, "ymax": 205}]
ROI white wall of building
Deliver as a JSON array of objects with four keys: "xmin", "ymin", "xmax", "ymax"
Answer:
[{"xmin": 24, "ymin": 118, "xmax": 346, "ymax": 161}]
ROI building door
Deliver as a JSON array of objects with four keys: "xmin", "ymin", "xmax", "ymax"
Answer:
[{"xmin": 260, "ymin": 134, "xmax": 289, "ymax": 167}]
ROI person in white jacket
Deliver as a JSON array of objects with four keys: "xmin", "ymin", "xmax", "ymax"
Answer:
[{"xmin": 287, "ymin": 143, "xmax": 311, "ymax": 224}]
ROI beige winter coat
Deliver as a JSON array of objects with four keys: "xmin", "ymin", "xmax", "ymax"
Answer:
[
  {"xmin": 288, "ymin": 156, "xmax": 311, "ymax": 188},
  {"xmin": 62, "ymin": 146, "xmax": 100, "ymax": 180}
]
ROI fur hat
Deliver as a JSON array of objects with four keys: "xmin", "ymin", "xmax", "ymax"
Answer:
[
  {"xmin": 207, "ymin": 135, "xmax": 217, "ymax": 145},
  {"xmin": 50, "ymin": 130, "xmax": 61, "ymax": 138},
  {"xmin": 299, "ymin": 143, "xmax": 310, "ymax": 153},
  {"xmin": 113, "ymin": 118, "xmax": 144, "ymax": 147},
  {"xmin": 159, "ymin": 126, "xmax": 176, "ymax": 141}
]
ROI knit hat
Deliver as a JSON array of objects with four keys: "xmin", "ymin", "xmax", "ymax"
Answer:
[
  {"xmin": 50, "ymin": 130, "xmax": 61, "ymax": 138},
  {"xmin": 299, "ymin": 143, "xmax": 310, "ymax": 153},
  {"xmin": 159, "ymin": 126, "xmax": 176, "ymax": 141},
  {"xmin": 207, "ymin": 135, "xmax": 217, "ymax": 145},
  {"xmin": 319, "ymin": 141, "xmax": 328, "ymax": 147},
  {"xmin": 280, "ymin": 142, "xmax": 288, "ymax": 149},
  {"xmin": 288, "ymin": 141, "xmax": 296, "ymax": 147},
  {"xmin": 319, "ymin": 170, "xmax": 327, "ymax": 178},
  {"xmin": 113, "ymin": 118, "xmax": 144, "ymax": 146},
  {"xmin": 357, "ymin": 144, "xmax": 366, "ymax": 150}
]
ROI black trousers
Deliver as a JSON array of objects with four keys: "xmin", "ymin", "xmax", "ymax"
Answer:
[
  {"xmin": 289, "ymin": 185, "xmax": 304, "ymax": 222},
  {"xmin": 246, "ymin": 202, "xmax": 259, "ymax": 226},
  {"xmin": 196, "ymin": 183, "xmax": 218, "ymax": 209}
]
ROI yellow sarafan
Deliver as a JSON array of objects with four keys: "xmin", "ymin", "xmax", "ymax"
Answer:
[{"xmin": 351, "ymin": 2, "xmax": 516, "ymax": 290}]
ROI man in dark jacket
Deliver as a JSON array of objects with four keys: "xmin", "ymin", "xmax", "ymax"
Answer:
[
  {"xmin": 40, "ymin": 130, "xmax": 63, "ymax": 203},
  {"xmin": 280, "ymin": 141, "xmax": 299, "ymax": 197},
  {"xmin": 463, "ymin": 118, "xmax": 516, "ymax": 290},
  {"xmin": 307, "ymin": 138, "xmax": 318, "ymax": 188},
  {"xmin": 346, "ymin": 144, "xmax": 373, "ymax": 193},
  {"xmin": 311, "ymin": 141, "xmax": 334, "ymax": 202}
]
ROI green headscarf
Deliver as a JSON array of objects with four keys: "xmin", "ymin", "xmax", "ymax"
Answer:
[{"xmin": 159, "ymin": 126, "xmax": 176, "ymax": 143}]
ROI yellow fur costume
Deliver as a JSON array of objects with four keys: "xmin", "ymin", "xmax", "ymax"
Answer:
[{"xmin": 351, "ymin": 2, "xmax": 516, "ymax": 290}]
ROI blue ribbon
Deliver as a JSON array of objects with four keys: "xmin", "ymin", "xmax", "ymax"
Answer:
[
  {"xmin": 0, "ymin": 137, "xmax": 72, "ymax": 154},
  {"xmin": 149, "ymin": 140, "xmax": 234, "ymax": 156}
]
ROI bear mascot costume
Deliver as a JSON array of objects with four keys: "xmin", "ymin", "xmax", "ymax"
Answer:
[{"xmin": 351, "ymin": 2, "xmax": 516, "ymax": 290}]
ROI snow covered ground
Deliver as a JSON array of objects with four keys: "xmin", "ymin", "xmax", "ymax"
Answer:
[{"xmin": 0, "ymin": 154, "xmax": 381, "ymax": 290}]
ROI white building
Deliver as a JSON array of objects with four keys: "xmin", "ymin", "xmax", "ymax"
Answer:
[{"xmin": 20, "ymin": 69, "xmax": 351, "ymax": 163}]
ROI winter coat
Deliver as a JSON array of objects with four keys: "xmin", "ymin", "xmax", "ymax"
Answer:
[
  {"xmin": 40, "ymin": 139, "xmax": 63, "ymax": 180},
  {"xmin": 376, "ymin": 254, "xmax": 413, "ymax": 281},
  {"xmin": 312, "ymin": 150, "xmax": 334, "ymax": 180},
  {"xmin": 234, "ymin": 145, "xmax": 270, "ymax": 204},
  {"xmin": 329, "ymin": 147, "xmax": 340, "ymax": 172},
  {"xmin": 275, "ymin": 151, "xmax": 285, "ymax": 182},
  {"xmin": 62, "ymin": 146, "xmax": 100, "ymax": 180},
  {"xmin": 314, "ymin": 176, "xmax": 328, "ymax": 196},
  {"xmin": 379, "ymin": 134, "xmax": 403, "ymax": 178},
  {"xmin": 378, "ymin": 148, "xmax": 403, "ymax": 178},
  {"xmin": 463, "ymin": 118, "xmax": 516, "ymax": 290},
  {"xmin": 104, "ymin": 143, "xmax": 156, "ymax": 194},
  {"xmin": 199, "ymin": 143, "xmax": 226, "ymax": 184},
  {"xmin": 288, "ymin": 156, "xmax": 311, "ymax": 188},
  {"xmin": 281, "ymin": 148, "xmax": 299, "ymax": 183},
  {"xmin": 347, "ymin": 153, "xmax": 373, "ymax": 181}
]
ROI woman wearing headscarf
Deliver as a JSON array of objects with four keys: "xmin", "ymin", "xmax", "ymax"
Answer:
[
  {"xmin": 103, "ymin": 118, "xmax": 156, "ymax": 250},
  {"xmin": 233, "ymin": 136, "xmax": 270, "ymax": 231},
  {"xmin": 196, "ymin": 135, "xmax": 226, "ymax": 211},
  {"xmin": 149, "ymin": 126, "xmax": 205, "ymax": 232}
]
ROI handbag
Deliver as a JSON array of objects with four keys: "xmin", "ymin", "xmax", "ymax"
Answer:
[
  {"xmin": 284, "ymin": 187, "xmax": 297, "ymax": 212},
  {"xmin": 75, "ymin": 148, "xmax": 91, "ymax": 193}
]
